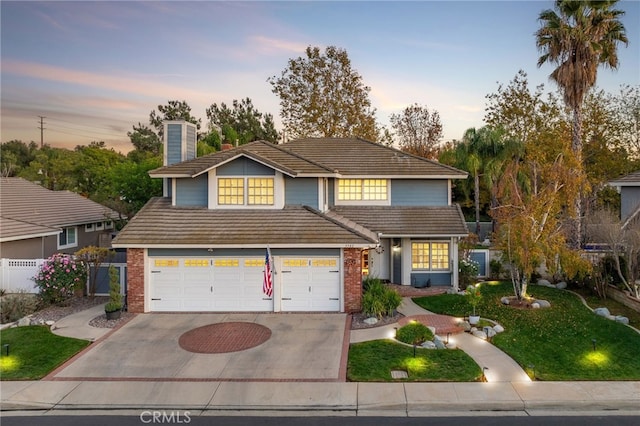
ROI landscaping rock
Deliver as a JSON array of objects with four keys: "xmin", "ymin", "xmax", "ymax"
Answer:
[
  {"xmin": 534, "ymin": 299, "xmax": 551, "ymax": 308},
  {"xmin": 594, "ymin": 307, "xmax": 610, "ymax": 317},
  {"xmin": 445, "ymin": 342, "xmax": 457, "ymax": 350},
  {"xmin": 501, "ymin": 297, "xmax": 510, "ymax": 305},
  {"xmin": 421, "ymin": 341, "xmax": 436, "ymax": 349},
  {"xmin": 45, "ymin": 320, "xmax": 55, "ymax": 326},
  {"xmin": 434, "ymin": 339, "xmax": 446, "ymax": 349},
  {"xmin": 532, "ymin": 302, "xmax": 540, "ymax": 309},
  {"xmin": 483, "ymin": 327, "xmax": 497, "ymax": 338},
  {"xmin": 472, "ymin": 330, "xmax": 487, "ymax": 339},
  {"xmin": 493, "ymin": 324, "xmax": 505, "ymax": 333},
  {"xmin": 607, "ymin": 314, "xmax": 616, "ymax": 321},
  {"xmin": 555, "ymin": 281, "xmax": 567, "ymax": 290},
  {"xmin": 363, "ymin": 317, "xmax": 378, "ymax": 325},
  {"xmin": 537, "ymin": 279, "xmax": 552, "ymax": 287},
  {"xmin": 460, "ymin": 321, "xmax": 471, "ymax": 332},
  {"xmin": 446, "ymin": 288, "xmax": 458, "ymax": 295},
  {"xmin": 615, "ymin": 316, "xmax": 629, "ymax": 325},
  {"xmin": 17, "ymin": 317, "xmax": 30, "ymax": 327}
]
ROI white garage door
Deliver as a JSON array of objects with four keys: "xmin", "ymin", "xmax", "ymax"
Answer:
[
  {"xmin": 281, "ymin": 257, "xmax": 341, "ymax": 312},
  {"xmin": 149, "ymin": 257, "xmax": 273, "ymax": 312}
]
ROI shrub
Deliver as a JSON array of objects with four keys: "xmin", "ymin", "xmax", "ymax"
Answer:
[
  {"xmin": 489, "ymin": 259, "xmax": 503, "ymax": 280},
  {"xmin": 362, "ymin": 278, "xmax": 401, "ymax": 318},
  {"xmin": 459, "ymin": 257, "xmax": 479, "ymax": 289},
  {"xmin": 465, "ymin": 284, "xmax": 482, "ymax": 316},
  {"xmin": 33, "ymin": 253, "xmax": 87, "ymax": 306},
  {"xmin": 396, "ymin": 322, "xmax": 434, "ymax": 345},
  {"xmin": 1, "ymin": 291, "xmax": 38, "ymax": 323},
  {"xmin": 104, "ymin": 266, "xmax": 123, "ymax": 313}
]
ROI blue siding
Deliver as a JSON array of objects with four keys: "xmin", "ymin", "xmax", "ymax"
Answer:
[
  {"xmin": 149, "ymin": 248, "xmax": 339, "ymax": 257},
  {"xmin": 217, "ymin": 158, "xmax": 275, "ymax": 176},
  {"xmin": 166, "ymin": 124, "xmax": 182, "ymax": 165},
  {"xmin": 285, "ymin": 177, "xmax": 318, "ymax": 206},
  {"xmin": 411, "ymin": 272, "xmax": 452, "ymax": 286},
  {"xmin": 175, "ymin": 175, "xmax": 208, "ymax": 206},
  {"xmin": 470, "ymin": 250, "xmax": 488, "ymax": 276},
  {"xmin": 621, "ymin": 187, "xmax": 640, "ymax": 220},
  {"xmin": 391, "ymin": 180, "xmax": 448, "ymax": 206}
]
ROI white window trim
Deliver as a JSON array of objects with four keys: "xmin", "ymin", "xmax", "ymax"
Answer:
[
  {"xmin": 334, "ymin": 178, "xmax": 391, "ymax": 206},
  {"xmin": 58, "ymin": 226, "xmax": 78, "ymax": 249},
  {"xmin": 95, "ymin": 222, "xmax": 104, "ymax": 231},
  {"xmin": 210, "ymin": 170, "xmax": 284, "ymax": 209},
  {"xmin": 85, "ymin": 223, "xmax": 94, "ymax": 232}
]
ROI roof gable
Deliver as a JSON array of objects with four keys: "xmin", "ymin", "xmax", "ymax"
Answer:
[{"xmin": 610, "ymin": 170, "xmax": 640, "ymax": 187}]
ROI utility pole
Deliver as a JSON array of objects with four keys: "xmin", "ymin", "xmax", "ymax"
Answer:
[{"xmin": 37, "ymin": 116, "xmax": 46, "ymax": 148}]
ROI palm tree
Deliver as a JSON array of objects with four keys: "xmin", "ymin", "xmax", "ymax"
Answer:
[{"xmin": 535, "ymin": 0, "xmax": 628, "ymax": 247}]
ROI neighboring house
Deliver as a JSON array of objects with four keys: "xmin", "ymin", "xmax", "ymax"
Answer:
[
  {"xmin": 0, "ymin": 177, "xmax": 120, "ymax": 258},
  {"xmin": 113, "ymin": 121, "xmax": 468, "ymax": 314},
  {"xmin": 610, "ymin": 170, "xmax": 640, "ymax": 228}
]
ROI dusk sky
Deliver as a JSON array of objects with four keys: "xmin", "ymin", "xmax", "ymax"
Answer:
[{"xmin": 1, "ymin": 0, "xmax": 638, "ymax": 153}]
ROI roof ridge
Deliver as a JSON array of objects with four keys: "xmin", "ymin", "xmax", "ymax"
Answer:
[
  {"xmin": 303, "ymin": 205, "xmax": 377, "ymax": 243},
  {"xmin": 269, "ymin": 141, "xmax": 337, "ymax": 173}
]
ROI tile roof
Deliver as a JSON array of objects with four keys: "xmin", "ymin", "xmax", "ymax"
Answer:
[
  {"xmin": 149, "ymin": 141, "xmax": 335, "ymax": 177},
  {"xmin": 112, "ymin": 198, "xmax": 377, "ymax": 248},
  {"xmin": 0, "ymin": 217, "xmax": 59, "ymax": 242},
  {"xmin": 283, "ymin": 137, "xmax": 467, "ymax": 177},
  {"xmin": 149, "ymin": 138, "xmax": 467, "ymax": 179},
  {"xmin": 0, "ymin": 177, "xmax": 120, "ymax": 240},
  {"xmin": 610, "ymin": 170, "xmax": 640, "ymax": 186},
  {"xmin": 329, "ymin": 205, "xmax": 469, "ymax": 237}
]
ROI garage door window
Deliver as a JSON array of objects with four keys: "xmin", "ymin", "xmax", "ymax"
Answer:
[
  {"xmin": 214, "ymin": 259, "xmax": 239, "ymax": 267},
  {"xmin": 312, "ymin": 259, "xmax": 337, "ymax": 267},
  {"xmin": 244, "ymin": 259, "xmax": 263, "ymax": 267},
  {"xmin": 284, "ymin": 259, "xmax": 308, "ymax": 267},
  {"xmin": 185, "ymin": 259, "xmax": 209, "ymax": 267},
  {"xmin": 154, "ymin": 259, "xmax": 179, "ymax": 267}
]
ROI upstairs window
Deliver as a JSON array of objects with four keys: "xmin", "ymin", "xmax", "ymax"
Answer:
[
  {"xmin": 338, "ymin": 179, "xmax": 387, "ymax": 201},
  {"xmin": 218, "ymin": 177, "xmax": 274, "ymax": 206}
]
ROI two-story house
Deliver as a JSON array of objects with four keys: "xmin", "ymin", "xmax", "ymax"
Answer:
[
  {"xmin": 113, "ymin": 121, "xmax": 468, "ymax": 314},
  {"xmin": 610, "ymin": 170, "xmax": 640, "ymax": 228}
]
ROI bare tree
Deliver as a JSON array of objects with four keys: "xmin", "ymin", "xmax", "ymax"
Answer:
[
  {"xmin": 587, "ymin": 209, "xmax": 640, "ymax": 298},
  {"xmin": 390, "ymin": 103, "xmax": 443, "ymax": 159}
]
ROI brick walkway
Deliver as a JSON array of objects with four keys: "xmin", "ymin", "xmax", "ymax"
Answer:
[
  {"xmin": 385, "ymin": 284, "xmax": 448, "ymax": 298},
  {"xmin": 397, "ymin": 314, "xmax": 464, "ymax": 335},
  {"xmin": 178, "ymin": 322, "xmax": 272, "ymax": 354}
]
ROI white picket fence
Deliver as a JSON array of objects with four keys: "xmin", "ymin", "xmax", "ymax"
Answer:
[{"xmin": 0, "ymin": 258, "xmax": 43, "ymax": 293}]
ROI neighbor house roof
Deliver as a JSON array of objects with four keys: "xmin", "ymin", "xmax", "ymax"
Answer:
[
  {"xmin": 112, "ymin": 197, "xmax": 377, "ymax": 248},
  {"xmin": 610, "ymin": 170, "xmax": 640, "ymax": 187},
  {"xmin": 0, "ymin": 177, "xmax": 120, "ymax": 241},
  {"xmin": 329, "ymin": 205, "xmax": 469, "ymax": 237},
  {"xmin": 149, "ymin": 138, "xmax": 468, "ymax": 179}
]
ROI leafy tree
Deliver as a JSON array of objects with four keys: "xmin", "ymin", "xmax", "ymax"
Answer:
[
  {"xmin": 107, "ymin": 156, "xmax": 163, "ymax": 217},
  {"xmin": 611, "ymin": 84, "xmax": 640, "ymax": 160},
  {"xmin": 74, "ymin": 246, "xmax": 114, "ymax": 300},
  {"xmin": 149, "ymin": 100, "xmax": 202, "ymax": 138},
  {"xmin": 493, "ymin": 127, "xmax": 589, "ymax": 300},
  {"xmin": 127, "ymin": 123, "xmax": 161, "ymax": 155},
  {"xmin": 390, "ymin": 103, "xmax": 443, "ymax": 159},
  {"xmin": 73, "ymin": 143, "xmax": 124, "ymax": 198},
  {"xmin": 268, "ymin": 45, "xmax": 379, "ymax": 141},
  {"xmin": 206, "ymin": 97, "xmax": 279, "ymax": 144},
  {"xmin": 535, "ymin": 0, "xmax": 628, "ymax": 247},
  {"xmin": 587, "ymin": 209, "xmax": 640, "ymax": 298},
  {"xmin": 0, "ymin": 140, "xmax": 37, "ymax": 177}
]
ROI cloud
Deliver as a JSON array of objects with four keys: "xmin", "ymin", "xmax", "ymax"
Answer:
[
  {"xmin": 249, "ymin": 36, "xmax": 308, "ymax": 55},
  {"xmin": 1, "ymin": 59, "xmax": 213, "ymax": 102}
]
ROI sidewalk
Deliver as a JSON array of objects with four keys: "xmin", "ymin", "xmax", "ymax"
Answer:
[
  {"xmin": 2, "ymin": 380, "xmax": 639, "ymax": 415},
  {"xmin": 50, "ymin": 303, "xmax": 111, "ymax": 341}
]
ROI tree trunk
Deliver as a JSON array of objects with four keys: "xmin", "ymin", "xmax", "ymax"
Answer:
[
  {"xmin": 475, "ymin": 174, "xmax": 480, "ymax": 236},
  {"xmin": 568, "ymin": 106, "xmax": 584, "ymax": 249}
]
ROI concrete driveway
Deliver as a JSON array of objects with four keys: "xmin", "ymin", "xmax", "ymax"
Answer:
[{"xmin": 52, "ymin": 313, "xmax": 348, "ymax": 381}]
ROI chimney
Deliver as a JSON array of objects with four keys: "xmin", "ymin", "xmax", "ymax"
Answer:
[
  {"xmin": 221, "ymin": 143, "xmax": 233, "ymax": 151},
  {"xmin": 162, "ymin": 120, "xmax": 197, "ymax": 196}
]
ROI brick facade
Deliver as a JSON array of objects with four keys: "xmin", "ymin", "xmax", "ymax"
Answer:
[
  {"xmin": 343, "ymin": 248, "xmax": 362, "ymax": 313},
  {"xmin": 126, "ymin": 248, "xmax": 145, "ymax": 313}
]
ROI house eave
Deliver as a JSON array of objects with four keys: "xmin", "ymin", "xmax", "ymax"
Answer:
[{"xmin": 112, "ymin": 243, "xmax": 375, "ymax": 249}]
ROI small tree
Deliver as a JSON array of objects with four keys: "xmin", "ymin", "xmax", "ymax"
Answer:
[
  {"xmin": 104, "ymin": 265, "xmax": 123, "ymax": 313},
  {"xmin": 74, "ymin": 246, "xmax": 114, "ymax": 299},
  {"xmin": 465, "ymin": 284, "xmax": 482, "ymax": 317}
]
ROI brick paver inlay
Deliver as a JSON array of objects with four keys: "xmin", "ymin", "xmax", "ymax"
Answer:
[{"xmin": 178, "ymin": 322, "xmax": 272, "ymax": 354}]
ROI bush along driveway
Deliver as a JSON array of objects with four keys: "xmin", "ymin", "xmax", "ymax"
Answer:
[{"xmin": 413, "ymin": 281, "xmax": 640, "ymax": 381}]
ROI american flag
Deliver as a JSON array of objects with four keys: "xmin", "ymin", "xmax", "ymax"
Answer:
[{"xmin": 263, "ymin": 247, "xmax": 273, "ymax": 297}]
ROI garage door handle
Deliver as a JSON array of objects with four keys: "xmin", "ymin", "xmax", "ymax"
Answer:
[
  {"xmin": 330, "ymin": 270, "xmax": 339, "ymax": 273},
  {"xmin": 282, "ymin": 297, "xmax": 292, "ymax": 300},
  {"xmin": 151, "ymin": 271, "xmax": 161, "ymax": 274},
  {"xmin": 151, "ymin": 298, "xmax": 161, "ymax": 301},
  {"xmin": 262, "ymin": 298, "xmax": 272, "ymax": 300},
  {"xmin": 282, "ymin": 270, "xmax": 292, "ymax": 273},
  {"xmin": 329, "ymin": 298, "xmax": 339, "ymax": 300}
]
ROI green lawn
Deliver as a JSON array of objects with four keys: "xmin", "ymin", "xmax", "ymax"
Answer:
[
  {"xmin": 348, "ymin": 340, "xmax": 482, "ymax": 382},
  {"xmin": 413, "ymin": 281, "xmax": 640, "ymax": 381},
  {"xmin": 0, "ymin": 326, "xmax": 90, "ymax": 380}
]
